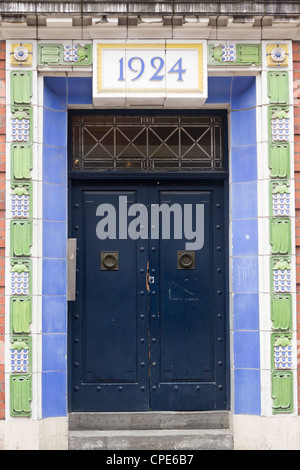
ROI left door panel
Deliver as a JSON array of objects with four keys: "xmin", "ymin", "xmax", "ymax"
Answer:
[{"xmin": 70, "ymin": 184, "xmax": 149, "ymax": 411}]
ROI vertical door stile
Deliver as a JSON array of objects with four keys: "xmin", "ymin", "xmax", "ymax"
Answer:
[{"xmin": 148, "ymin": 182, "xmax": 160, "ymax": 409}]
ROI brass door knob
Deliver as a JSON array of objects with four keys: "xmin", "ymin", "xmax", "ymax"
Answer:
[
  {"xmin": 101, "ymin": 252, "xmax": 119, "ymax": 270},
  {"xmin": 177, "ymin": 251, "xmax": 195, "ymax": 269}
]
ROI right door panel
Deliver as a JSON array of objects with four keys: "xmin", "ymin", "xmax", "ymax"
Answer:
[{"xmin": 148, "ymin": 181, "xmax": 227, "ymax": 411}]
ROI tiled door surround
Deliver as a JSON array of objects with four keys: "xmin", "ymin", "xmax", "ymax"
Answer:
[{"xmin": 2, "ymin": 39, "xmax": 297, "ymax": 429}]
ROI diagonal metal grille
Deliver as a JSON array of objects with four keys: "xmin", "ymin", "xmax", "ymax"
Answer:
[{"xmin": 72, "ymin": 114, "xmax": 223, "ymax": 171}]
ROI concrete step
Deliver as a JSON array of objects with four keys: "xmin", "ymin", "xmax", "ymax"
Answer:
[
  {"xmin": 68, "ymin": 428, "xmax": 233, "ymax": 450},
  {"xmin": 68, "ymin": 411, "xmax": 233, "ymax": 450},
  {"xmin": 68, "ymin": 411, "xmax": 229, "ymax": 431}
]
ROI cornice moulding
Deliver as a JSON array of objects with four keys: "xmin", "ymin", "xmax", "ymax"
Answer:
[{"xmin": 1, "ymin": 7, "xmax": 300, "ymax": 40}]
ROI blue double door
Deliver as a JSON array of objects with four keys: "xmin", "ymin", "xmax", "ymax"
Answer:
[{"xmin": 70, "ymin": 179, "xmax": 227, "ymax": 412}]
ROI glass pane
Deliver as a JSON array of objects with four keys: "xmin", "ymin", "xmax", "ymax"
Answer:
[
  {"xmin": 181, "ymin": 126, "xmax": 212, "ymax": 159},
  {"xmin": 149, "ymin": 127, "xmax": 179, "ymax": 159},
  {"xmin": 72, "ymin": 114, "xmax": 223, "ymax": 171},
  {"xmin": 116, "ymin": 127, "xmax": 146, "ymax": 159}
]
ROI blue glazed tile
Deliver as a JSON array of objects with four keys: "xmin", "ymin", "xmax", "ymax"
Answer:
[
  {"xmin": 68, "ymin": 77, "xmax": 93, "ymax": 105},
  {"xmin": 231, "ymin": 76, "xmax": 256, "ymax": 110},
  {"xmin": 234, "ymin": 331, "xmax": 260, "ymax": 369},
  {"xmin": 231, "ymin": 145, "xmax": 257, "ymax": 183},
  {"xmin": 230, "ymin": 108, "xmax": 257, "ymax": 147},
  {"xmin": 233, "ymin": 293, "xmax": 259, "ymax": 331},
  {"xmin": 42, "ymin": 296, "xmax": 67, "ymax": 333},
  {"xmin": 42, "ymin": 371, "xmax": 67, "ymax": 418},
  {"xmin": 234, "ymin": 369, "xmax": 261, "ymax": 415},
  {"xmin": 43, "ymin": 183, "xmax": 67, "ymax": 221},
  {"xmin": 42, "ymin": 333, "xmax": 67, "ymax": 371},
  {"xmin": 44, "ymin": 77, "xmax": 67, "ymax": 111},
  {"xmin": 43, "ymin": 221, "xmax": 67, "ymax": 259},
  {"xmin": 42, "ymin": 259, "xmax": 67, "ymax": 296},
  {"xmin": 232, "ymin": 219, "xmax": 258, "ymax": 256},
  {"xmin": 231, "ymin": 182, "xmax": 257, "ymax": 219},
  {"xmin": 232, "ymin": 256, "xmax": 259, "ymax": 293},
  {"xmin": 43, "ymin": 146, "xmax": 67, "ymax": 184},
  {"xmin": 43, "ymin": 109, "xmax": 67, "ymax": 148},
  {"xmin": 206, "ymin": 77, "xmax": 232, "ymax": 104}
]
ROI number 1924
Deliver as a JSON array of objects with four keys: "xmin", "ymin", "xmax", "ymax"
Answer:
[{"xmin": 118, "ymin": 56, "xmax": 186, "ymax": 82}]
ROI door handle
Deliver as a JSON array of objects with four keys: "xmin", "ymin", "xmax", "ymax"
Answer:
[
  {"xmin": 101, "ymin": 252, "xmax": 119, "ymax": 270},
  {"xmin": 177, "ymin": 251, "xmax": 195, "ymax": 269},
  {"xmin": 67, "ymin": 238, "xmax": 77, "ymax": 301}
]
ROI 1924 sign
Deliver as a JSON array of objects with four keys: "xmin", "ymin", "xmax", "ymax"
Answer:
[{"xmin": 93, "ymin": 40, "xmax": 207, "ymax": 107}]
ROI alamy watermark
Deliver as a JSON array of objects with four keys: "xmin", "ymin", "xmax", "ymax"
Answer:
[{"xmin": 96, "ymin": 196, "xmax": 204, "ymax": 250}]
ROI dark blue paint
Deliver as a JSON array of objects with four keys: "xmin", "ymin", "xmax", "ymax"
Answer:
[
  {"xmin": 71, "ymin": 183, "xmax": 149, "ymax": 411},
  {"xmin": 70, "ymin": 180, "xmax": 227, "ymax": 412}
]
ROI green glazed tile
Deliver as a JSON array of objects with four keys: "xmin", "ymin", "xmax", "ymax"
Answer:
[
  {"xmin": 10, "ymin": 374, "xmax": 32, "ymax": 417},
  {"xmin": 271, "ymin": 370, "xmax": 293, "ymax": 414},
  {"xmin": 11, "ymin": 71, "xmax": 32, "ymax": 105}
]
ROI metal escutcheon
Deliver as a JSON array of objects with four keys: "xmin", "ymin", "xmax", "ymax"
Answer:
[
  {"xmin": 101, "ymin": 251, "xmax": 119, "ymax": 270},
  {"xmin": 177, "ymin": 251, "xmax": 195, "ymax": 269}
]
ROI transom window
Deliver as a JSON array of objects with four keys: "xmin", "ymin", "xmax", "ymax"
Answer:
[{"xmin": 71, "ymin": 114, "xmax": 223, "ymax": 171}]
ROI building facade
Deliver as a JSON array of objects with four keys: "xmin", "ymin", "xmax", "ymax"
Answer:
[{"xmin": 1, "ymin": 0, "xmax": 300, "ymax": 450}]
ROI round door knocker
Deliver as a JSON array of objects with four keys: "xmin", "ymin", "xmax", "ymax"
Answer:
[
  {"xmin": 177, "ymin": 251, "xmax": 195, "ymax": 269},
  {"xmin": 103, "ymin": 253, "xmax": 117, "ymax": 269},
  {"xmin": 101, "ymin": 252, "xmax": 119, "ymax": 270}
]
